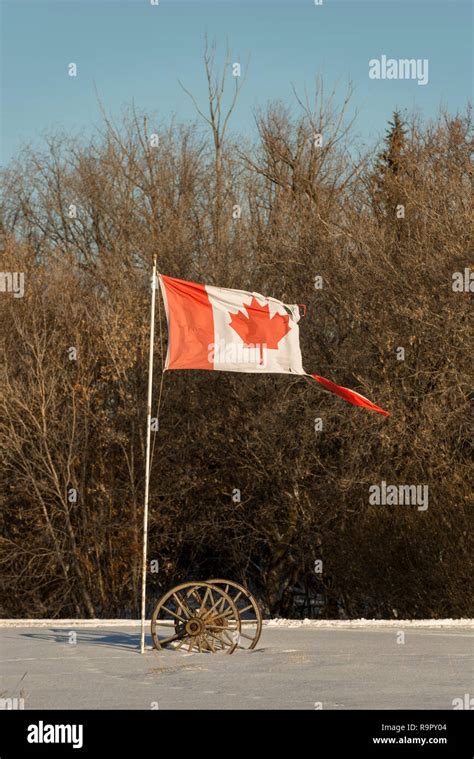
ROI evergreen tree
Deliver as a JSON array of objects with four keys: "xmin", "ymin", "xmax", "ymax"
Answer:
[{"xmin": 371, "ymin": 111, "xmax": 407, "ymax": 223}]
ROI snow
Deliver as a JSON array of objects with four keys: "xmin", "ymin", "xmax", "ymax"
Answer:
[
  {"xmin": 2, "ymin": 623, "xmax": 472, "ymax": 709},
  {"xmin": 0, "ymin": 617, "xmax": 472, "ymax": 628},
  {"xmin": 265, "ymin": 618, "xmax": 474, "ymax": 628}
]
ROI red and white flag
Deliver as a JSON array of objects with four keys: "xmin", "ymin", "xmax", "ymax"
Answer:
[{"xmin": 159, "ymin": 274, "xmax": 389, "ymax": 416}]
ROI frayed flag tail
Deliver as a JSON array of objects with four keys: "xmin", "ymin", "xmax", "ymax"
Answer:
[{"xmin": 310, "ymin": 374, "xmax": 390, "ymax": 417}]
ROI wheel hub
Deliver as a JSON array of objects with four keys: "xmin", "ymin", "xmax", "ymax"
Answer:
[{"xmin": 185, "ymin": 617, "xmax": 204, "ymax": 636}]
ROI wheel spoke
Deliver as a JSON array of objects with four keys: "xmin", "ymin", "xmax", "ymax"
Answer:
[
  {"xmin": 188, "ymin": 587, "xmax": 203, "ymax": 604},
  {"xmin": 207, "ymin": 631, "xmax": 232, "ymax": 649},
  {"xmin": 159, "ymin": 605, "xmax": 187, "ymax": 624},
  {"xmin": 216, "ymin": 586, "xmax": 230, "ymax": 613},
  {"xmin": 212, "ymin": 584, "xmax": 228, "ymax": 615},
  {"xmin": 161, "ymin": 630, "xmax": 185, "ymax": 645},
  {"xmin": 207, "ymin": 586, "xmax": 217, "ymax": 614},
  {"xmin": 201, "ymin": 592, "xmax": 224, "ymax": 620},
  {"xmin": 196, "ymin": 588, "xmax": 209, "ymax": 611},
  {"xmin": 235, "ymin": 602, "xmax": 253, "ymax": 615},
  {"xmin": 232, "ymin": 590, "xmax": 243, "ymax": 605},
  {"xmin": 172, "ymin": 592, "xmax": 192, "ymax": 619},
  {"xmin": 213, "ymin": 605, "xmax": 237, "ymax": 622},
  {"xmin": 220, "ymin": 629, "xmax": 236, "ymax": 646},
  {"xmin": 175, "ymin": 635, "xmax": 190, "ymax": 651}
]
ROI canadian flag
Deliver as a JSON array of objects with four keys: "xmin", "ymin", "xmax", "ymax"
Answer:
[{"xmin": 159, "ymin": 275, "xmax": 389, "ymax": 416}]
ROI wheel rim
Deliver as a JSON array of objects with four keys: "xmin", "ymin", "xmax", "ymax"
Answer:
[
  {"xmin": 206, "ymin": 579, "xmax": 262, "ymax": 650},
  {"xmin": 151, "ymin": 581, "xmax": 241, "ymax": 654}
]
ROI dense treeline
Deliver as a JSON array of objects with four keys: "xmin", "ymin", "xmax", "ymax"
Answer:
[{"xmin": 0, "ymin": 66, "xmax": 472, "ymax": 618}]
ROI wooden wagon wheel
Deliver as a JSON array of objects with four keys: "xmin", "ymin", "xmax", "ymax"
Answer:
[
  {"xmin": 207, "ymin": 579, "xmax": 262, "ymax": 650},
  {"xmin": 151, "ymin": 581, "xmax": 241, "ymax": 654}
]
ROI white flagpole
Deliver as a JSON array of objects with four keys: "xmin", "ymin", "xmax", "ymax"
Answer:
[{"xmin": 140, "ymin": 256, "xmax": 157, "ymax": 654}]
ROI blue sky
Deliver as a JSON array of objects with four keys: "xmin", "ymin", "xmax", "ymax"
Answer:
[{"xmin": 1, "ymin": 0, "xmax": 472, "ymax": 164}]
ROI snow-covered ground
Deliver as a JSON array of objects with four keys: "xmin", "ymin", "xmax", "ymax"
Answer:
[
  {"xmin": 0, "ymin": 618, "xmax": 472, "ymax": 628},
  {"xmin": 266, "ymin": 618, "xmax": 474, "ymax": 628},
  {"xmin": 1, "ymin": 622, "xmax": 472, "ymax": 709}
]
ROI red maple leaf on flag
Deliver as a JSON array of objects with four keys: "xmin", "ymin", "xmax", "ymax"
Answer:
[{"xmin": 228, "ymin": 296, "xmax": 291, "ymax": 364}]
